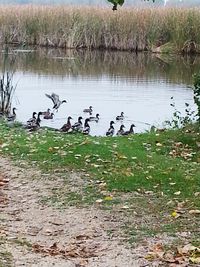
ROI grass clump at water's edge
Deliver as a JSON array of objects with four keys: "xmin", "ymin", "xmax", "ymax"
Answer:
[{"xmin": 0, "ymin": 121, "xmax": 200, "ymax": 206}]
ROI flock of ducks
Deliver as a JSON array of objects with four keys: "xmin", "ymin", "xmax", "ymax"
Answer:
[{"xmin": 5, "ymin": 93, "xmax": 136, "ymax": 136}]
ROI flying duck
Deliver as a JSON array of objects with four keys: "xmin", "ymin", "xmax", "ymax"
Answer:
[
  {"xmin": 29, "ymin": 112, "xmax": 43, "ymax": 131},
  {"xmin": 89, "ymin": 113, "xmax": 100, "ymax": 122},
  {"xmin": 83, "ymin": 106, "xmax": 93, "ymax": 114},
  {"xmin": 123, "ymin": 124, "xmax": 136, "ymax": 135},
  {"xmin": 7, "ymin": 107, "xmax": 17, "ymax": 122},
  {"xmin": 83, "ymin": 118, "xmax": 90, "ymax": 135},
  {"xmin": 116, "ymin": 112, "xmax": 124, "ymax": 121},
  {"xmin": 60, "ymin": 116, "xmax": 73, "ymax": 132},
  {"xmin": 106, "ymin": 121, "xmax": 115, "ymax": 136},
  {"xmin": 45, "ymin": 93, "xmax": 67, "ymax": 111},
  {"xmin": 72, "ymin": 116, "xmax": 83, "ymax": 132},
  {"xmin": 117, "ymin": 125, "xmax": 125, "ymax": 136},
  {"xmin": 27, "ymin": 112, "xmax": 37, "ymax": 127},
  {"xmin": 44, "ymin": 112, "xmax": 54, "ymax": 119}
]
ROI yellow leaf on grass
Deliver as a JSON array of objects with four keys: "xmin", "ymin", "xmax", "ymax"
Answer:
[
  {"xmin": 104, "ymin": 196, "xmax": 113, "ymax": 201},
  {"xmin": 190, "ymin": 257, "xmax": 200, "ymax": 264},
  {"xmin": 171, "ymin": 211, "xmax": 178, "ymax": 217}
]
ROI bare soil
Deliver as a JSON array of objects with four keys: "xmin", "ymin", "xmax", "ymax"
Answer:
[{"xmin": 0, "ymin": 156, "xmax": 148, "ymax": 267}]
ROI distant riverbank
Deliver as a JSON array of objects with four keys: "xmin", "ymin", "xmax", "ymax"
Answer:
[{"xmin": 0, "ymin": 5, "xmax": 200, "ymax": 53}]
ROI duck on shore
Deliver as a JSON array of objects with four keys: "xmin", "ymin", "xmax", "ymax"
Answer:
[
  {"xmin": 29, "ymin": 112, "xmax": 43, "ymax": 131},
  {"xmin": 116, "ymin": 112, "xmax": 124, "ymax": 121},
  {"xmin": 123, "ymin": 124, "xmax": 136, "ymax": 135},
  {"xmin": 45, "ymin": 93, "xmax": 67, "ymax": 111},
  {"xmin": 7, "ymin": 107, "xmax": 17, "ymax": 122},
  {"xmin": 89, "ymin": 113, "xmax": 100, "ymax": 122},
  {"xmin": 60, "ymin": 116, "xmax": 73, "ymax": 132},
  {"xmin": 83, "ymin": 118, "xmax": 90, "ymax": 135},
  {"xmin": 117, "ymin": 125, "xmax": 125, "ymax": 136},
  {"xmin": 106, "ymin": 121, "xmax": 115, "ymax": 136},
  {"xmin": 72, "ymin": 116, "xmax": 83, "ymax": 132},
  {"xmin": 27, "ymin": 112, "xmax": 37, "ymax": 127}
]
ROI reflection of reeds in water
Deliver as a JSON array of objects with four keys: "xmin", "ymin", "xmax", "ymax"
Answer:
[
  {"xmin": 0, "ymin": 72, "xmax": 16, "ymax": 115},
  {"xmin": 0, "ymin": 6, "xmax": 200, "ymax": 52}
]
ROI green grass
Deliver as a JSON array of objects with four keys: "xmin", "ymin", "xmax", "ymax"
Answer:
[{"xmin": 0, "ymin": 121, "xmax": 200, "ymax": 207}]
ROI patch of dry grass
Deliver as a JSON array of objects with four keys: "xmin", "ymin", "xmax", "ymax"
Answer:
[{"xmin": 0, "ymin": 5, "xmax": 200, "ymax": 52}]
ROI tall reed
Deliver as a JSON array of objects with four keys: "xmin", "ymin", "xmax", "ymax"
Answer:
[{"xmin": 0, "ymin": 5, "xmax": 200, "ymax": 52}]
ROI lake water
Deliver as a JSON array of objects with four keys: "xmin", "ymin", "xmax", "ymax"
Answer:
[{"xmin": 1, "ymin": 48, "xmax": 198, "ymax": 136}]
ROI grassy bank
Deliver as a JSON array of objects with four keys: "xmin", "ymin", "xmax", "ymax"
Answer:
[
  {"xmin": 0, "ymin": 6, "xmax": 200, "ymax": 53},
  {"xmin": 0, "ymin": 121, "xmax": 199, "ymax": 206}
]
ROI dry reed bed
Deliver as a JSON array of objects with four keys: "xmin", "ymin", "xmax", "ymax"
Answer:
[{"xmin": 0, "ymin": 5, "xmax": 200, "ymax": 52}]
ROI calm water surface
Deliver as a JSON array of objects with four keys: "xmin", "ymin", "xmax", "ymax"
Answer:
[{"xmin": 1, "ymin": 49, "xmax": 199, "ymax": 136}]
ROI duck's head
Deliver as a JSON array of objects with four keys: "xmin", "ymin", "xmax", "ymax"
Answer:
[
  {"xmin": 110, "ymin": 121, "xmax": 115, "ymax": 126},
  {"xmin": 96, "ymin": 113, "xmax": 100, "ymax": 118},
  {"xmin": 121, "ymin": 125, "xmax": 125, "ymax": 129},
  {"xmin": 62, "ymin": 100, "xmax": 67, "ymax": 103},
  {"xmin": 85, "ymin": 118, "xmax": 90, "ymax": 123},
  {"xmin": 38, "ymin": 112, "xmax": 43, "ymax": 117},
  {"xmin": 89, "ymin": 106, "xmax": 93, "ymax": 109},
  {"xmin": 51, "ymin": 113, "xmax": 54, "ymax": 116},
  {"xmin": 78, "ymin": 116, "xmax": 83, "ymax": 120},
  {"xmin": 131, "ymin": 124, "xmax": 136, "ymax": 128},
  {"xmin": 121, "ymin": 112, "xmax": 124, "ymax": 116},
  {"xmin": 68, "ymin": 116, "xmax": 72, "ymax": 120},
  {"xmin": 33, "ymin": 112, "xmax": 37, "ymax": 116}
]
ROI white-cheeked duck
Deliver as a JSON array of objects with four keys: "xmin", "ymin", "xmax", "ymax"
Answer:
[
  {"xmin": 117, "ymin": 124, "xmax": 125, "ymax": 136},
  {"xmin": 116, "ymin": 112, "xmax": 124, "ymax": 121},
  {"xmin": 72, "ymin": 116, "xmax": 83, "ymax": 132},
  {"xmin": 7, "ymin": 107, "xmax": 17, "ymax": 122},
  {"xmin": 83, "ymin": 118, "xmax": 90, "ymax": 135}
]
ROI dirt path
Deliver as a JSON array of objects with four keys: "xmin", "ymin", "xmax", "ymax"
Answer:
[{"xmin": 0, "ymin": 156, "xmax": 146, "ymax": 267}]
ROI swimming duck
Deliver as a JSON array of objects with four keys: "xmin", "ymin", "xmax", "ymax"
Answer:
[
  {"xmin": 42, "ymin": 108, "xmax": 51, "ymax": 116},
  {"xmin": 60, "ymin": 116, "xmax": 73, "ymax": 132},
  {"xmin": 106, "ymin": 121, "xmax": 115, "ymax": 136},
  {"xmin": 117, "ymin": 125, "xmax": 125, "ymax": 136},
  {"xmin": 27, "ymin": 112, "xmax": 37, "ymax": 127},
  {"xmin": 72, "ymin": 116, "xmax": 83, "ymax": 132},
  {"xmin": 116, "ymin": 112, "xmax": 124, "ymax": 121},
  {"xmin": 7, "ymin": 107, "xmax": 17, "ymax": 122},
  {"xmin": 29, "ymin": 112, "xmax": 43, "ymax": 131},
  {"xmin": 45, "ymin": 93, "xmax": 67, "ymax": 111},
  {"xmin": 44, "ymin": 112, "xmax": 54, "ymax": 120},
  {"xmin": 83, "ymin": 106, "xmax": 93, "ymax": 114},
  {"xmin": 89, "ymin": 113, "xmax": 100, "ymax": 122},
  {"xmin": 123, "ymin": 124, "xmax": 136, "ymax": 135},
  {"xmin": 83, "ymin": 118, "xmax": 90, "ymax": 135}
]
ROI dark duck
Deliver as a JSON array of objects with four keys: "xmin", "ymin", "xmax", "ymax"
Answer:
[
  {"xmin": 106, "ymin": 121, "xmax": 115, "ymax": 136},
  {"xmin": 44, "ymin": 112, "xmax": 54, "ymax": 120},
  {"xmin": 60, "ymin": 116, "xmax": 73, "ymax": 132},
  {"xmin": 123, "ymin": 124, "xmax": 136, "ymax": 135},
  {"xmin": 83, "ymin": 118, "xmax": 90, "ymax": 135},
  {"xmin": 89, "ymin": 113, "xmax": 100, "ymax": 122},
  {"xmin": 83, "ymin": 106, "xmax": 93, "ymax": 114},
  {"xmin": 7, "ymin": 107, "xmax": 17, "ymax": 122},
  {"xmin": 72, "ymin": 116, "xmax": 83, "ymax": 132},
  {"xmin": 45, "ymin": 93, "xmax": 67, "ymax": 111},
  {"xmin": 29, "ymin": 112, "xmax": 43, "ymax": 131},
  {"xmin": 117, "ymin": 124, "xmax": 125, "ymax": 136},
  {"xmin": 116, "ymin": 112, "xmax": 124, "ymax": 121},
  {"xmin": 26, "ymin": 112, "xmax": 37, "ymax": 127}
]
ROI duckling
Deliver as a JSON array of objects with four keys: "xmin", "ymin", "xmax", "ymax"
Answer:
[
  {"xmin": 29, "ymin": 112, "xmax": 43, "ymax": 131},
  {"xmin": 116, "ymin": 112, "xmax": 124, "ymax": 121},
  {"xmin": 106, "ymin": 121, "xmax": 115, "ymax": 136},
  {"xmin": 83, "ymin": 118, "xmax": 90, "ymax": 135},
  {"xmin": 89, "ymin": 113, "xmax": 100, "ymax": 122},
  {"xmin": 72, "ymin": 116, "xmax": 83, "ymax": 132},
  {"xmin": 83, "ymin": 106, "xmax": 93, "ymax": 114},
  {"xmin": 44, "ymin": 112, "xmax": 54, "ymax": 120},
  {"xmin": 27, "ymin": 112, "xmax": 37, "ymax": 127},
  {"xmin": 117, "ymin": 125, "xmax": 125, "ymax": 136},
  {"xmin": 123, "ymin": 124, "xmax": 135, "ymax": 135},
  {"xmin": 45, "ymin": 93, "xmax": 67, "ymax": 111},
  {"xmin": 60, "ymin": 116, "xmax": 73, "ymax": 132},
  {"xmin": 7, "ymin": 107, "xmax": 17, "ymax": 122}
]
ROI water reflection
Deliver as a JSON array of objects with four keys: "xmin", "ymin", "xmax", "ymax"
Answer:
[{"xmin": 0, "ymin": 48, "xmax": 198, "ymax": 135}]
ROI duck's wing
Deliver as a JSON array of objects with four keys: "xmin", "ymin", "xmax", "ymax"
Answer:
[{"xmin": 45, "ymin": 93, "xmax": 59, "ymax": 105}]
